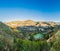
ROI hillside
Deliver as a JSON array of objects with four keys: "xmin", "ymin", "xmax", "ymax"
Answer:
[
  {"xmin": 0, "ymin": 22, "xmax": 14, "ymax": 44},
  {"xmin": 0, "ymin": 21, "xmax": 60, "ymax": 51},
  {"xmin": 0, "ymin": 21, "xmax": 50, "ymax": 51},
  {"xmin": 6, "ymin": 20, "xmax": 56, "ymax": 28},
  {"xmin": 47, "ymin": 30, "xmax": 60, "ymax": 42}
]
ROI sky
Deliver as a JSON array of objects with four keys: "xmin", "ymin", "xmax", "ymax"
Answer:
[{"xmin": 0, "ymin": 0, "xmax": 60, "ymax": 22}]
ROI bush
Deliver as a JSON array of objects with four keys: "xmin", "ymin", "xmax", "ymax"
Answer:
[{"xmin": 13, "ymin": 37, "xmax": 49, "ymax": 51}]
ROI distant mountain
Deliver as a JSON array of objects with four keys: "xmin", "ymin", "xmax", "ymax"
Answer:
[
  {"xmin": 36, "ymin": 22, "xmax": 49, "ymax": 27},
  {"xmin": 6, "ymin": 20, "xmax": 56, "ymax": 28},
  {"xmin": 24, "ymin": 20, "xmax": 36, "ymax": 26},
  {"xmin": 6, "ymin": 20, "xmax": 36, "ymax": 28}
]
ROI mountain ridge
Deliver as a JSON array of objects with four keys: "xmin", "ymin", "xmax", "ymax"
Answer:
[{"xmin": 5, "ymin": 20, "xmax": 56, "ymax": 28}]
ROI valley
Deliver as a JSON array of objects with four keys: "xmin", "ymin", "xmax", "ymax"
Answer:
[{"xmin": 0, "ymin": 20, "xmax": 60, "ymax": 51}]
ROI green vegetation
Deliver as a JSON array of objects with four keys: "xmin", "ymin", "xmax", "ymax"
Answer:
[
  {"xmin": 0, "ymin": 22, "xmax": 60, "ymax": 51},
  {"xmin": 13, "ymin": 37, "xmax": 49, "ymax": 51}
]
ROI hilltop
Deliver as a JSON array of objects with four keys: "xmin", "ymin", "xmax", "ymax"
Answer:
[{"xmin": 6, "ymin": 20, "xmax": 56, "ymax": 28}]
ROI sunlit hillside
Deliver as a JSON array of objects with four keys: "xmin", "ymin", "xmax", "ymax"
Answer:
[{"xmin": 6, "ymin": 20, "xmax": 56, "ymax": 28}]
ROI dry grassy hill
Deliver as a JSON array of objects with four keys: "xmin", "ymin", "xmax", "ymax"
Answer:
[{"xmin": 6, "ymin": 20, "xmax": 56, "ymax": 28}]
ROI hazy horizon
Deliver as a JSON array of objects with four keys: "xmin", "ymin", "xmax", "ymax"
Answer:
[
  {"xmin": 1, "ymin": 19, "xmax": 60, "ymax": 22},
  {"xmin": 0, "ymin": 0, "xmax": 60, "ymax": 22}
]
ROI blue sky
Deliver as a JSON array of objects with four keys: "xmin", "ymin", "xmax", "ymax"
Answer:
[{"xmin": 0, "ymin": 0, "xmax": 60, "ymax": 22}]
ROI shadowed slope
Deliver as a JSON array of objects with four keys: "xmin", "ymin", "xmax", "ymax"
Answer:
[{"xmin": 0, "ymin": 22, "xmax": 14, "ymax": 43}]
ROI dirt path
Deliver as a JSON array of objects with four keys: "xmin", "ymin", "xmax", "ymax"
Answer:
[{"xmin": 47, "ymin": 31, "xmax": 60, "ymax": 42}]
